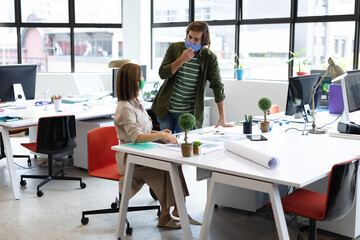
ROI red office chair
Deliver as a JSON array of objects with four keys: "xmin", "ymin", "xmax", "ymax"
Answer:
[
  {"xmin": 266, "ymin": 156, "xmax": 359, "ymax": 240},
  {"xmin": 19, "ymin": 115, "xmax": 86, "ymax": 197},
  {"xmin": 81, "ymin": 126, "xmax": 160, "ymax": 236},
  {"xmin": 269, "ymin": 105, "xmax": 280, "ymax": 115},
  {"xmin": 0, "ymin": 128, "xmax": 32, "ymax": 166}
]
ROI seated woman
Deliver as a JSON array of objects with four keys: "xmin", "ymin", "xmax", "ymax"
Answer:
[{"xmin": 114, "ymin": 63, "xmax": 198, "ymax": 228}]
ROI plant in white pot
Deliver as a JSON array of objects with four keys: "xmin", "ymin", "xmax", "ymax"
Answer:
[{"xmin": 178, "ymin": 113, "xmax": 196, "ymax": 157}]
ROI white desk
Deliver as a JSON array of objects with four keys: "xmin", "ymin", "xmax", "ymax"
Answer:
[
  {"xmin": 112, "ymin": 123, "xmax": 359, "ymax": 240},
  {"xmin": 0, "ymin": 98, "xmax": 117, "ymax": 200}
]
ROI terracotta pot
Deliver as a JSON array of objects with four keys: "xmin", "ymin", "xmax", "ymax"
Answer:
[
  {"xmin": 181, "ymin": 144, "xmax": 192, "ymax": 157},
  {"xmin": 261, "ymin": 122, "xmax": 270, "ymax": 132},
  {"xmin": 193, "ymin": 146, "xmax": 201, "ymax": 155}
]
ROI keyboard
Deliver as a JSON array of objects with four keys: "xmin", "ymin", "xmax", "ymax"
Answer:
[{"xmin": 328, "ymin": 130, "xmax": 360, "ymax": 140}]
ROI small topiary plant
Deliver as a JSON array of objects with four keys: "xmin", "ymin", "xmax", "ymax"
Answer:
[
  {"xmin": 258, "ymin": 97, "xmax": 272, "ymax": 123},
  {"xmin": 178, "ymin": 113, "xmax": 196, "ymax": 145}
]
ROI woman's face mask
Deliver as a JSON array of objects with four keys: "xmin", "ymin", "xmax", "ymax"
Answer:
[{"xmin": 185, "ymin": 38, "xmax": 202, "ymax": 52}]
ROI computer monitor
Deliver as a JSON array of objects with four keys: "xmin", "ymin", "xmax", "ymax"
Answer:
[
  {"xmin": 343, "ymin": 70, "xmax": 360, "ymax": 113},
  {"xmin": 285, "ymin": 73, "xmax": 321, "ymax": 121},
  {"xmin": 112, "ymin": 65, "xmax": 147, "ymax": 97},
  {"xmin": 0, "ymin": 64, "xmax": 37, "ymax": 102}
]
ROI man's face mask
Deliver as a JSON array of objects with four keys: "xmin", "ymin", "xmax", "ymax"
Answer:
[{"xmin": 185, "ymin": 38, "xmax": 202, "ymax": 52}]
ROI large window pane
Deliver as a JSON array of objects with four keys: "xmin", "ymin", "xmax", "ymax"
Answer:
[
  {"xmin": 240, "ymin": 24, "xmax": 290, "ymax": 80},
  {"xmin": 75, "ymin": 0, "xmax": 122, "ymax": 24},
  {"xmin": 1, "ymin": 2, "xmax": 14, "ymax": 22},
  {"xmin": 195, "ymin": 0, "xmax": 236, "ymax": 21},
  {"xmin": 298, "ymin": 0, "xmax": 355, "ymax": 17},
  {"xmin": 295, "ymin": 22, "xmax": 355, "ymax": 72},
  {"xmin": 242, "ymin": 0, "xmax": 290, "ymax": 19},
  {"xmin": 21, "ymin": 28, "xmax": 71, "ymax": 72},
  {"xmin": 0, "ymin": 28, "xmax": 17, "ymax": 64},
  {"xmin": 152, "ymin": 27, "xmax": 186, "ymax": 71},
  {"xmin": 74, "ymin": 28, "xmax": 123, "ymax": 72},
  {"xmin": 208, "ymin": 26, "xmax": 235, "ymax": 78},
  {"xmin": 153, "ymin": 0, "xmax": 188, "ymax": 23},
  {"xmin": 21, "ymin": 0, "xmax": 68, "ymax": 23}
]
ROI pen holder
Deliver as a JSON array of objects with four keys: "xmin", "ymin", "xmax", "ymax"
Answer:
[
  {"xmin": 54, "ymin": 99, "xmax": 62, "ymax": 111},
  {"xmin": 243, "ymin": 120, "xmax": 252, "ymax": 134}
]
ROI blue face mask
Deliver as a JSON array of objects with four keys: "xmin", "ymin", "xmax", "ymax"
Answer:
[{"xmin": 185, "ymin": 38, "xmax": 202, "ymax": 52}]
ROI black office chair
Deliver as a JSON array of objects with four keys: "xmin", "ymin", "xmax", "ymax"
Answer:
[
  {"xmin": 80, "ymin": 126, "xmax": 160, "ymax": 236},
  {"xmin": 0, "ymin": 128, "xmax": 32, "ymax": 166},
  {"xmin": 266, "ymin": 156, "xmax": 359, "ymax": 240},
  {"xmin": 19, "ymin": 115, "xmax": 86, "ymax": 197}
]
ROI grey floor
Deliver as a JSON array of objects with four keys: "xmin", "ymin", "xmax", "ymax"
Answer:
[{"xmin": 0, "ymin": 136, "xmax": 356, "ymax": 240}]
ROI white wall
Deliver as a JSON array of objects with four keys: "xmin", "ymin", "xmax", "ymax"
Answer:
[{"xmin": 208, "ymin": 79, "xmax": 288, "ymax": 125}]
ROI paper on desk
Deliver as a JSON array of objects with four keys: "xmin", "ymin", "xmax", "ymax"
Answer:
[{"xmin": 224, "ymin": 141, "xmax": 280, "ymax": 169}]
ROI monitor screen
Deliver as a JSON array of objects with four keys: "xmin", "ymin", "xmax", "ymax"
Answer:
[
  {"xmin": 285, "ymin": 73, "xmax": 321, "ymax": 119},
  {"xmin": 112, "ymin": 65, "xmax": 147, "ymax": 97},
  {"xmin": 0, "ymin": 64, "xmax": 37, "ymax": 102},
  {"xmin": 344, "ymin": 70, "xmax": 360, "ymax": 113}
]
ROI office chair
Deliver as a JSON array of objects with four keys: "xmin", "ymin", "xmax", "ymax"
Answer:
[
  {"xmin": 81, "ymin": 126, "xmax": 160, "ymax": 236},
  {"xmin": 0, "ymin": 128, "xmax": 32, "ymax": 166},
  {"xmin": 266, "ymin": 156, "xmax": 359, "ymax": 240},
  {"xmin": 19, "ymin": 115, "xmax": 86, "ymax": 197},
  {"xmin": 269, "ymin": 105, "xmax": 279, "ymax": 115}
]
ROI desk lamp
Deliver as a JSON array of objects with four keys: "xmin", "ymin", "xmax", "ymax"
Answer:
[{"xmin": 309, "ymin": 58, "xmax": 347, "ymax": 134}]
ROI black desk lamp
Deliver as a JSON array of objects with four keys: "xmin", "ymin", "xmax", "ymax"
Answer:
[{"xmin": 309, "ymin": 58, "xmax": 347, "ymax": 134}]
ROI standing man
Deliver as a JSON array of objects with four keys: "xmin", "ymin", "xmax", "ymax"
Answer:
[{"xmin": 152, "ymin": 21, "xmax": 233, "ymax": 132}]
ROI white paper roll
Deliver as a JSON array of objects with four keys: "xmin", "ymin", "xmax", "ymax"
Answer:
[{"xmin": 224, "ymin": 140, "xmax": 280, "ymax": 169}]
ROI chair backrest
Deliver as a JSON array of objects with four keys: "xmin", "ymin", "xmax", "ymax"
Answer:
[
  {"xmin": 269, "ymin": 105, "xmax": 280, "ymax": 115},
  {"xmin": 36, "ymin": 115, "xmax": 77, "ymax": 154},
  {"xmin": 87, "ymin": 126, "xmax": 119, "ymax": 175},
  {"xmin": 324, "ymin": 156, "xmax": 359, "ymax": 221}
]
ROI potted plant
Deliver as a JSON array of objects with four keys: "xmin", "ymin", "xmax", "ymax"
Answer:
[
  {"xmin": 286, "ymin": 48, "xmax": 312, "ymax": 76},
  {"xmin": 192, "ymin": 141, "xmax": 202, "ymax": 155},
  {"xmin": 258, "ymin": 97, "xmax": 272, "ymax": 132},
  {"xmin": 178, "ymin": 113, "xmax": 196, "ymax": 157},
  {"xmin": 233, "ymin": 53, "xmax": 245, "ymax": 80}
]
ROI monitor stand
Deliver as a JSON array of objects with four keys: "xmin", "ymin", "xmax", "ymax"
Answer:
[{"xmin": 9, "ymin": 83, "xmax": 27, "ymax": 109}]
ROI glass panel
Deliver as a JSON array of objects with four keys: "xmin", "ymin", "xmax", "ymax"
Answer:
[
  {"xmin": 208, "ymin": 25, "xmax": 235, "ymax": 78},
  {"xmin": 153, "ymin": 0, "xmax": 189, "ymax": 23},
  {"xmin": 298, "ymin": 0, "xmax": 355, "ymax": 16},
  {"xmin": 21, "ymin": 28, "xmax": 71, "ymax": 72},
  {"xmin": 152, "ymin": 27, "xmax": 187, "ymax": 71},
  {"xmin": 74, "ymin": 28, "xmax": 123, "ymax": 72},
  {"xmin": 0, "ymin": 28, "xmax": 17, "ymax": 64},
  {"xmin": 195, "ymin": 0, "xmax": 236, "ymax": 21},
  {"xmin": 242, "ymin": 0, "xmax": 290, "ymax": 19},
  {"xmin": 1, "ymin": 1, "xmax": 14, "ymax": 22},
  {"xmin": 239, "ymin": 24, "xmax": 290, "ymax": 80},
  {"xmin": 21, "ymin": 0, "xmax": 68, "ymax": 23},
  {"xmin": 75, "ymin": 0, "xmax": 122, "ymax": 24},
  {"xmin": 295, "ymin": 22, "xmax": 355, "ymax": 72}
]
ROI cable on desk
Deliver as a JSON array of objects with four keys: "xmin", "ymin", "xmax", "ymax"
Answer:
[{"xmin": 316, "ymin": 114, "xmax": 341, "ymax": 129}]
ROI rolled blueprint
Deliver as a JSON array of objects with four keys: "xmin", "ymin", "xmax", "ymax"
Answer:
[{"xmin": 224, "ymin": 140, "xmax": 280, "ymax": 169}]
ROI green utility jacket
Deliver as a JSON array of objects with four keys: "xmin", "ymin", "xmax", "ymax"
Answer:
[{"xmin": 151, "ymin": 42, "xmax": 225, "ymax": 128}]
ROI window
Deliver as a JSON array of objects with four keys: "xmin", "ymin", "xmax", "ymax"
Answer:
[
  {"xmin": 0, "ymin": 0, "xmax": 122, "ymax": 72},
  {"xmin": 298, "ymin": 0, "xmax": 355, "ymax": 16},
  {"xmin": 195, "ymin": 0, "xmax": 236, "ymax": 21},
  {"xmin": 153, "ymin": 0, "xmax": 189, "ymax": 23},
  {"xmin": 240, "ymin": 24, "xmax": 290, "ymax": 80},
  {"xmin": 242, "ymin": 0, "xmax": 290, "ymax": 19}
]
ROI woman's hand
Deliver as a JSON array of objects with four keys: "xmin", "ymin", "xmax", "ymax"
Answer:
[{"xmin": 160, "ymin": 132, "xmax": 179, "ymax": 145}]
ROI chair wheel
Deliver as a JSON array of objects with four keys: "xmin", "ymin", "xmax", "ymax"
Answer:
[
  {"xmin": 20, "ymin": 179, "xmax": 27, "ymax": 186},
  {"xmin": 80, "ymin": 182, "xmax": 86, "ymax": 189},
  {"xmin": 126, "ymin": 227, "xmax": 133, "ymax": 236},
  {"xmin": 111, "ymin": 202, "xmax": 117, "ymax": 209},
  {"xmin": 81, "ymin": 217, "xmax": 89, "ymax": 225},
  {"xmin": 37, "ymin": 190, "xmax": 44, "ymax": 197}
]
